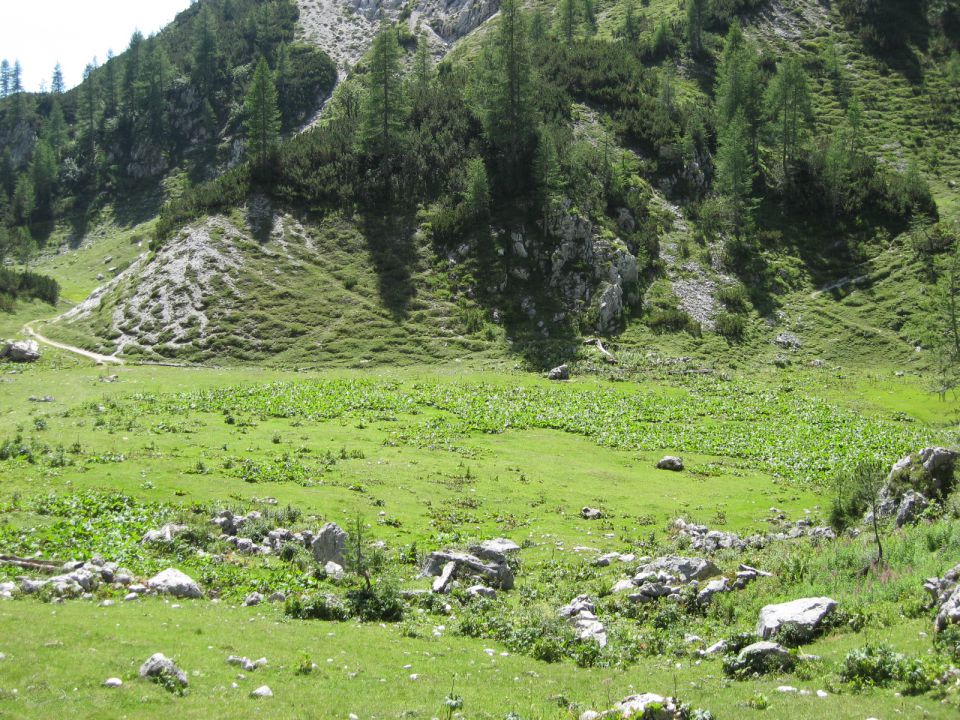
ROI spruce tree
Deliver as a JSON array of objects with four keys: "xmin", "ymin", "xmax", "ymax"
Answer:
[
  {"xmin": 81, "ymin": 62, "xmax": 100, "ymax": 157},
  {"xmin": 103, "ymin": 51, "xmax": 119, "ymax": 118},
  {"xmin": 559, "ymin": 0, "xmax": 578, "ymax": 44},
  {"xmin": 622, "ymin": 0, "xmax": 639, "ymax": 41},
  {"xmin": 11, "ymin": 61, "xmax": 22, "ymax": 94},
  {"xmin": 410, "ymin": 33, "xmax": 433, "ymax": 114},
  {"xmin": 244, "ymin": 57, "xmax": 281, "ymax": 168},
  {"xmin": 30, "ymin": 141, "xmax": 58, "ymax": 218},
  {"xmin": 361, "ymin": 22, "xmax": 405, "ymax": 158},
  {"xmin": 43, "ymin": 100, "xmax": 67, "ymax": 154},
  {"xmin": 51, "ymin": 64, "xmax": 65, "ymax": 94}
]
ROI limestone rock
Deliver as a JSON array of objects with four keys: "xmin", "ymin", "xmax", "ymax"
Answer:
[
  {"xmin": 581, "ymin": 506, "xmax": 603, "ymax": 520},
  {"xmin": 2, "ymin": 339, "xmax": 41, "ymax": 363},
  {"xmin": 547, "ymin": 364, "xmax": 569, "ymax": 381},
  {"xmin": 757, "ymin": 597, "xmax": 837, "ymax": 640},
  {"xmin": 147, "ymin": 568, "xmax": 202, "ymax": 599},
  {"xmin": 656, "ymin": 456, "xmax": 684, "ymax": 471},
  {"xmin": 312, "ymin": 522, "xmax": 348, "ymax": 565},
  {"xmin": 139, "ymin": 653, "xmax": 188, "ymax": 688},
  {"xmin": 639, "ymin": 556, "xmax": 720, "ymax": 583}
]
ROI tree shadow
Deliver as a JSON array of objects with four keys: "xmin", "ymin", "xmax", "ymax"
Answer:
[{"xmin": 360, "ymin": 212, "xmax": 417, "ymax": 321}]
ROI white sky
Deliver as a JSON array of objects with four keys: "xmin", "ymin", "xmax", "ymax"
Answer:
[{"xmin": 1, "ymin": 0, "xmax": 194, "ymax": 91}]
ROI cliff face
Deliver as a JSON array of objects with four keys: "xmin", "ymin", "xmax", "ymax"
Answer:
[{"xmin": 296, "ymin": 0, "xmax": 500, "ymax": 70}]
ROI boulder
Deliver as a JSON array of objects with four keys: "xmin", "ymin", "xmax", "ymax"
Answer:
[
  {"xmin": 243, "ymin": 592, "xmax": 263, "ymax": 607},
  {"xmin": 547, "ymin": 364, "xmax": 569, "ymax": 381},
  {"xmin": 757, "ymin": 597, "xmax": 837, "ymax": 640},
  {"xmin": 656, "ymin": 456, "xmax": 684, "ymax": 472},
  {"xmin": 311, "ymin": 522, "xmax": 348, "ymax": 565},
  {"xmin": 882, "ymin": 448, "xmax": 958, "ymax": 510},
  {"xmin": 324, "ymin": 561, "xmax": 345, "ymax": 580},
  {"xmin": 146, "ymin": 568, "xmax": 202, "ymax": 599},
  {"xmin": 696, "ymin": 577, "xmax": 730, "ymax": 605},
  {"xmin": 558, "ymin": 595, "xmax": 596, "ymax": 619},
  {"xmin": 139, "ymin": 653, "xmax": 188, "ymax": 688},
  {"xmin": 250, "ymin": 685, "xmax": 273, "ymax": 698},
  {"xmin": 467, "ymin": 585, "xmax": 497, "ymax": 599},
  {"xmin": 423, "ymin": 550, "xmax": 514, "ymax": 590},
  {"xmin": 432, "ymin": 561, "xmax": 458, "ymax": 593},
  {"xmin": 581, "ymin": 506, "xmax": 603, "ymax": 520},
  {"xmin": 639, "ymin": 556, "xmax": 720, "ymax": 583},
  {"xmin": 730, "ymin": 641, "xmax": 796, "ymax": 674},
  {"xmin": 2, "ymin": 339, "xmax": 40, "ymax": 363},
  {"xmin": 471, "ymin": 538, "xmax": 520, "ymax": 557},
  {"xmin": 895, "ymin": 490, "xmax": 929, "ymax": 527},
  {"xmin": 103, "ymin": 678, "xmax": 123, "ymax": 688}
]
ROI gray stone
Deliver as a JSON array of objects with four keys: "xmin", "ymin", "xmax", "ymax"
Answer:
[
  {"xmin": 697, "ymin": 577, "xmax": 730, "ymax": 605},
  {"xmin": 734, "ymin": 641, "xmax": 796, "ymax": 673},
  {"xmin": 895, "ymin": 490, "xmax": 929, "ymax": 527},
  {"xmin": 757, "ymin": 597, "xmax": 837, "ymax": 640},
  {"xmin": 656, "ymin": 456, "xmax": 684, "ymax": 471},
  {"xmin": 638, "ymin": 556, "xmax": 720, "ymax": 584},
  {"xmin": 141, "ymin": 524, "xmax": 188, "ymax": 545},
  {"xmin": 2, "ymin": 339, "xmax": 40, "ymax": 363},
  {"xmin": 324, "ymin": 561, "xmax": 345, "ymax": 580},
  {"xmin": 139, "ymin": 653, "xmax": 188, "ymax": 687},
  {"xmin": 558, "ymin": 595, "xmax": 596, "ymax": 619},
  {"xmin": 467, "ymin": 585, "xmax": 496, "ymax": 599},
  {"xmin": 547, "ymin": 364, "xmax": 569, "ymax": 381},
  {"xmin": 243, "ymin": 592, "xmax": 263, "ymax": 607},
  {"xmin": 432, "ymin": 561, "xmax": 457, "ymax": 593},
  {"xmin": 311, "ymin": 522, "xmax": 348, "ymax": 565},
  {"xmin": 423, "ymin": 550, "xmax": 514, "ymax": 590},
  {"xmin": 103, "ymin": 678, "xmax": 123, "ymax": 688},
  {"xmin": 581, "ymin": 506, "xmax": 603, "ymax": 520},
  {"xmin": 581, "ymin": 693, "xmax": 680, "ymax": 720},
  {"xmin": 250, "ymin": 685, "xmax": 273, "ymax": 698},
  {"xmin": 146, "ymin": 568, "xmax": 202, "ymax": 599}
]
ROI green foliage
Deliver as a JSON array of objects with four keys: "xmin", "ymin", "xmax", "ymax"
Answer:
[
  {"xmin": 714, "ymin": 312, "xmax": 746, "ymax": 341},
  {"xmin": 839, "ymin": 644, "xmax": 907, "ymax": 688},
  {"xmin": 361, "ymin": 21, "xmax": 406, "ymax": 159},
  {"xmin": 245, "ymin": 57, "xmax": 281, "ymax": 168},
  {"xmin": 344, "ymin": 581, "xmax": 405, "ymax": 622},
  {"xmin": 0, "ymin": 267, "xmax": 60, "ymax": 307}
]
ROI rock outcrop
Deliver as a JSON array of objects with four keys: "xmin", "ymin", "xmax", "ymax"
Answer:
[{"xmin": 756, "ymin": 597, "xmax": 837, "ymax": 640}]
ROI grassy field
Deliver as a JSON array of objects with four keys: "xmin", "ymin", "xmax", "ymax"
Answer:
[{"xmin": 0, "ymin": 353, "xmax": 958, "ymax": 718}]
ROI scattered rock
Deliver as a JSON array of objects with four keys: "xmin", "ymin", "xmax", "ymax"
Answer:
[
  {"xmin": 560, "ymin": 595, "xmax": 607, "ymax": 646},
  {"xmin": 243, "ymin": 592, "xmax": 263, "ymax": 607},
  {"xmin": 312, "ymin": 522, "xmax": 348, "ymax": 565},
  {"xmin": 324, "ymin": 561, "xmax": 345, "ymax": 580},
  {"xmin": 581, "ymin": 506, "xmax": 603, "ymax": 520},
  {"xmin": 250, "ymin": 685, "xmax": 273, "ymax": 698},
  {"xmin": 774, "ymin": 332, "xmax": 801, "ymax": 349},
  {"xmin": 731, "ymin": 641, "xmax": 796, "ymax": 675},
  {"xmin": 656, "ymin": 456, "xmax": 684, "ymax": 471},
  {"xmin": 141, "ymin": 524, "xmax": 188, "ymax": 545},
  {"xmin": 696, "ymin": 577, "xmax": 730, "ymax": 605},
  {"xmin": 467, "ymin": 585, "xmax": 496, "ymax": 599},
  {"xmin": 639, "ymin": 556, "xmax": 720, "ymax": 583},
  {"xmin": 423, "ymin": 549, "xmax": 514, "ymax": 590},
  {"xmin": 139, "ymin": 653, "xmax": 188, "ymax": 688},
  {"xmin": 580, "ymin": 693, "xmax": 684, "ymax": 720},
  {"xmin": 757, "ymin": 597, "xmax": 837, "ymax": 641},
  {"xmin": 103, "ymin": 677, "xmax": 123, "ymax": 688},
  {"xmin": 895, "ymin": 490, "xmax": 929, "ymax": 527},
  {"xmin": 926, "ymin": 563, "xmax": 960, "ymax": 632},
  {"xmin": 146, "ymin": 568, "xmax": 202, "ymax": 599},
  {"xmin": 547, "ymin": 364, "xmax": 569, "ymax": 381},
  {"xmin": 228, "ymin": 655, "xmax": 268, "ymax": 671},
  {"xmin": 432, "ymin": 561, "xmax": 458, "ymax": 593}
]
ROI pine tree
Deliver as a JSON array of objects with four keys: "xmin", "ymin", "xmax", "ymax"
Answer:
[
  {"xmin": 143, "ymin": 42, "xmax": 171, "ymax": 141},
  {"xmin": 80, "ymin": 62, "xmax": 100, "ymax": 157},
  {"xmin": 11, "ymin": 61, "xmax": 23, "ymax": 94},
  {"xmin": 464, "ymin": 157, "xmax": 491, "ymax": 219},
  {"xmin": 244, "ymin": 56, "xmax": 281, "ymax": 168},
  {"xmin": 51, "ymin": 64, "xmax": 65, "ymax": 94},
  {"xmin": 715, "ymin": 109, "xmax": 755, "ymax": 237},
  {"xmin": 530, "ymin": 9, "xmax": 547, "ymax": 41},
  {"xmin": 409, "ymin": 33, "xmax": 433, "ymax": 113},
  {"xmin": 687, "ymin": 0, "xmax": 708, "ymax": 55},
  {"xmin": 583, "ymin": 0, "xmax": 597, "ymax": 34},
  {"xmin": 123, "ymin": 32, "xmax": 145, "ymax": 118},
  {"xmin": 765, "ymin": 55, "xmax": 813, "ymax": 181},
  {"xmin": 13, "ymin": 173, "xmax": 34, "ymax": 225},
  {"xmin": 361, "ymin": 22, "xmax": 406, "ymax": 158},
  {"xmin": 103, "ymin": 50, "xmax": 119, "ymax": 118}
]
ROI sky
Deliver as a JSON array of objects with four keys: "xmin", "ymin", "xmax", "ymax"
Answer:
[{"xmin": 1, "ymin": 0, "xmax": 194, "ymax": 91}]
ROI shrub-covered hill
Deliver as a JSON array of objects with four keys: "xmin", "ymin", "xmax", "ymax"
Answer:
[{"xmin": 3, "ymin": 0, "xmax": 960, "ymax": 375}]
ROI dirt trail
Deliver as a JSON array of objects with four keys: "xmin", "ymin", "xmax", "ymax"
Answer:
[{"xmin": 23, "ymin": 320, "xmax": 124, "ymax": 366}]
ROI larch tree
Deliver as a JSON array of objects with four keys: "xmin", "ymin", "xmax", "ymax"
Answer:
[
  {"xmin": 0, "ymin": 60, "xmax": 10, "ymax": 98},
  {"xmin": 765, "ymin": 55, "xmax": 813, "ymax": 182},
  {"xmin": 485, "ymin": 0, "xmax": 535, "ymax": 182},
  {"xmin": 361, "ymin": 21, "xmax": 406, "ymax": 158},
  {"xmin": 192, "ymin": 4, "xmax": 221, "ymax": 100},
  {"xmin": 559, "ymin": 0, "xmax": 578, "ymax": 44},
  {"xmin": 715, "ymin": 22, "xmax": 763, "ymax": 151},
  {"xmin": 244, "ymin": 56, "xmax": 281, "ymax": 169},
  {"xmin": 715, "ymin": 108, "xmax": 756, "ymax": 237}
]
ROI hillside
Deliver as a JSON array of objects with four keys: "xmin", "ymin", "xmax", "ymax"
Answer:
[{"xmin": 3, "ymin": 3, "xmax": 960, "ymax": 719}]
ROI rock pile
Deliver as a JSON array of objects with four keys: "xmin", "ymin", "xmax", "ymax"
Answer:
[
  {"xmin": 925, "ymin": 563, "xmax": 960, "ymax": 633},
  {"xmin": 559, "ymin": 595, "xmax": 607, "ymax": 647},
  {"xmin": 423, "ymin": 541, "xmax": 516, "ymax": 592}
]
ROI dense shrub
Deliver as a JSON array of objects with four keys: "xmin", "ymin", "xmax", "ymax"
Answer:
[
  {"xmin": 345, "ymin": 582, "xmax": 405, "ymax": 622},
  {"xmin": 714, "ymin": 312, "xmax": 746, "ymax": 340},
  {"xmin": 284, "ymin": 592, "xmax": 350, "ymax": 621},
  {"xmin": 647, "ymin": 307, "xmax": 702, "ymax": 335},
  {"xmin": 839, "ymin": 644, "xmax": 905, "ymax": 688},
  {"xmin": 0, "ymin": 268, "xmax": 60, "ymax": 306}
]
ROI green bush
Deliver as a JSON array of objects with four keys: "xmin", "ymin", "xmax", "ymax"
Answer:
[
  {"xmin": 345, "ymin": 582, "xmax": 405, "ymax": 622},
  {"xmin": 838, "ymin": 644, "xmax": 905, "ymax": 688},
  {"xmin": 284, "ymin": 592, "xmax": 350, "ymax": 621},
  {"xmin": 647, "ymin": 307, "xmax": 701, "ymax": 335},
  {"xmin": 717, "ymin": 284, "xmax": 750, "ymax": 312},
  {"xmin": 714, "ymin": 312, "xmax": 745, "ymax": 340}
]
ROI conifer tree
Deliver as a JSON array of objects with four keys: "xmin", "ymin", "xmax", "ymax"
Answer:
[
  {"xmin": 687, "ymin": 0, "xmax": 708, "ymax": 55},
  {"xmin": 559, "ymin": 0, "xmax": 578, "ymax": 44},
  {"xmin": 43, "ymin": 100, "xmax": 67, "ymax": 154},
  {"xmin": 0, "ymin": 60, "xmax": 9, "ymax": 98},
  {"xmin": 715, "ymin": 22, "xmax": 763, "ymax": 149},
  {"xmin": 80, "ymin": 62, "xmax": 100, "ymax": 157},
  {"xmin": 244, "ymin": 57, "xmax": 281, "ymax": 168},
  {"xmin": 11, "ymin": 61, "xmax": 22, "ymax": 94},
  {"xmin": 715, "ymin": 109, "xmax": 755, "ymax": 237},
  {"xmin": 103, "ymin": 50, "xmax": 119, "ymax": 118},
  {"xmin": 765, "ymin": 55, "xmax": 813, "ymax": 181},
  {"xmin": 409, "ymin": 33, "xmax": 433, "ymax": 113},
  {"xmin": 30, "ymin": 141, "xmax": 58, "ymax": 218},
  {"xmin": 361, "ymin": 22, "xmax": 405, "ymax": 158},
  {"xmin": 192, "ymin": 5, "xmax": 220, "ymax": 99},
  {"xmin": 622, "ymin": 0, "xmax": 639, "ymax": 41},
  {"xmin": 484, "ymin": 0, "xmax": 534, "ymax": 181},
  {"xmin": 51, "ymin": 64, "xmax": 65, "ymax": 94}
]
